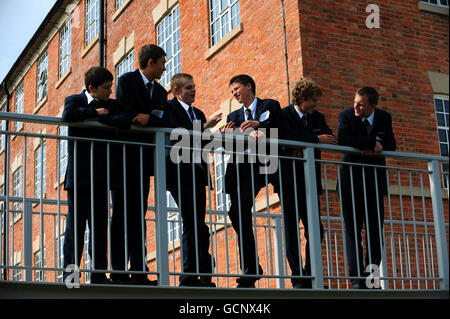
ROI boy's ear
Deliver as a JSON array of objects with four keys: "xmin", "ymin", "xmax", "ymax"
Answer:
[{"xmin": 87, "ymin": 84, "xmax": 93, "ymax": 93}]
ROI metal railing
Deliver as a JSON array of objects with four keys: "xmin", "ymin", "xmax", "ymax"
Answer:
[{"xmin": 0, "ymin": 111, "xmax": 448, "ymax": 290}]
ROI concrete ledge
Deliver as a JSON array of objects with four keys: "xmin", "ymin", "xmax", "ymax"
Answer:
[
  {"xmin": 418, "ymin": 2, "xmax": 449, "ymax": 16},
  {"xmin": 1, "ymin": 281, "xmax": 448, "ymax": 299}
]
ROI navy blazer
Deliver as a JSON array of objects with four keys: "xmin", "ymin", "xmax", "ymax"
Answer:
[
  {"xmin": 165, "ymin": 98, "xmax": 210, "ymax": 187},
  {"xmin": 224, "ymin": 98, "xmax": 281, "ymax": 193},
  {"xmin": 62, "ymin": 91, "xmax": 131, "ymax": 190},
  {"xmin": 115, "ymin": 69, "xmax": 169, "ymax": 176},
  {"xmin": 338, "ymin": 107, "xmax": 396, "ymax": 195},
  {"xmin": 277, "ymin": 105, "xmax": 333, "ymax": 194}
]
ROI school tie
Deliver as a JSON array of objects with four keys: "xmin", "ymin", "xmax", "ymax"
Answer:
[
  {"xmin": 363, "ymin": 118, "xmax": 373, "ymax": 135},
  {"xmin": 245, "ymin": 108, "xmax": 253, "ymax": 121},
  {"xmin": 300, "ymin": 115, "xmax": 308, "ymax": 128},
  {"xmin": 146, "ymin": 82, "xmax": 153, "ymax": 100},
  {"xmin": 188, "ymin": 105, "xmax": 196, "ymax": 122}
]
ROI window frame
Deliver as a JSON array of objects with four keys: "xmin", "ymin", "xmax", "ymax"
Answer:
[
  {"xmin": 434, "ymin": 94, "xmax": 449, "ymax": 189},
  {"xmin": 85, "ymin": 0, "xmax": 100, "ymax": 47},
  {"xmin": 36, "ymin": 50, "xmax": 48, "ymax": 104},
  {"xmin": 58, "ymin": 126, "xmax": 69, "ymax": 182},
  {"xmin": 15, "ymin": 81, "xmax": 24, "ymax": 131},
  {"xmin": 209, "ymin": 0, "xmax": 240, "ymax": 47},
  {"xmin": 214, "ymin": 150, "xmax": 231, "ymax": 220},
  {"xmin": 34, "ymin": 140, "xmax": 47, "ymax": 198},
  {"xmin": 35, "ymin": 249, "xmax": 46, "ymax": 282},
  {"xmin": 420, "ymin": 0, "xmax": 449, "ymax": 8},
  {"xmin": 156, "ymin": 4, "xmax": 181, "ymax": 88},
  {"xmin": 12, "ymin": 167, "xmax": 22, "ymax": 214},
  {"xmin": 115, "ymin": 50, "xmax": 135, "ymax": 83},
  {"xmin": 59, "ymin": 17, "xmax": 72, "ymax": 79}
]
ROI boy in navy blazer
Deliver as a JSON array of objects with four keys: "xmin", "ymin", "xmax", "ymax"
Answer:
[
  {"xmin": 221, "ymin": 74, "xmax": 281, "ymax": 288},
  {"xmin": 111, "ymin": 44, "xmax": 168, "ymax": 285},
  {"xmin": 276, "ymin": 78, "xmax": 337, "ymax": 288},
  {"xmin": 165, "ymin": 73, "xmax": 221, "ymax": 287},
  {"xmin": 338, "ymin": 86, "xmax": 396, "ymax": 289},
  {"xmin": 62, "ymin": 66, "xmax": 130, "ymax": 284}
]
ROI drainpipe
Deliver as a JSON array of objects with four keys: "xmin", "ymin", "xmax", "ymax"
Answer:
[
  {"xmin": 281, "ymin": 0, "xmax": 291, "ymax": 105},
  {"xmin": 99, "ymin": 0, "xmax": 105, "ymax": 67},
  {"xmin": 1, "ymin": 80, "xmax": 10, "ymax": 280}
]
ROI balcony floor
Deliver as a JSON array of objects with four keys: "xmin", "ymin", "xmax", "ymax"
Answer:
[{"xmin": 1, "ymin": 281, "xmax": 447, "ymax": 299}]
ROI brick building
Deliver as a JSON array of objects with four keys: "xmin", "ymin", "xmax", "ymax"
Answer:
[{"xmin": 0, "ymin": 0, "xmax": 448, "ymax": 288}]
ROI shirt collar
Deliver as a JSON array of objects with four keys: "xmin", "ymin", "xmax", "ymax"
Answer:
[
  {"xmin": 362, "ymin": 110, "xmax": 375, "ymax": 125},
  {"xmin": 293, "ymin": 105, "xmax": 307, "ymax": 119},
  {"xmin": 178, "ymin": 99, "xmax": 192, "ymax": 111},
  {"xmin": 139, "ymin": 69, "xmax": 154, "ymax": 87},
  {"xmin": 85, "ymin": 90, "xmax": 96, "ymax": 104}
]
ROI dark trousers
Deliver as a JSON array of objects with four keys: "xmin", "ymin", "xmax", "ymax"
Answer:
[
  {"xmin": 280, "ymin": 184, "xmax": 324, "ymax": 284},
  {"xmin": 167, "ymin": 165, "xmax": 213, "ymax": 284},
  {"xmin": 63, "ymin": 184, "xmax": 108, "ymax": 281},
  {"xmin": 110, "ymin": 170, "xmax": 150, "ymax": 280},
  {"xmin": 227, "ymin": 171, "xmax": 264, "ymax": 282},
  {"xmin": 341, "ymin": 187, "xmax": 385, "ymax": 285}
]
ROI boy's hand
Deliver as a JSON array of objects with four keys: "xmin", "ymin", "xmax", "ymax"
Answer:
[
  {"xmin": 96, "ymin": 108, "xmax": 110, "ymax": 116},
  {"xmin": 204, "ymin": 113, "xmax": 222, "ymax": 129},
  {"xmin": 132, "ymin": 113, "xmax": 150, "ymax": 126},
  {"xmin": 219, "ymin": 121, "xmax": 236, "ymax": 134},
  {"xmin": 240, "ymin": 120, "xmax": 259, "ymax": 132}
]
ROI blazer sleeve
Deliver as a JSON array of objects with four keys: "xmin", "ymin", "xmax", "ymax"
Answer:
[
  {"xmin": 62, "ymin": 95, "xmax": 98, "ymax": 122},
  {"xmin": 97, "ymin": 99, "xmax": 132, "ymax": 129},
  {"xmin": 380, "ymin": 112, "xmax": 396, "ymax": 151},
  {"xmin": 116, "ymin": 75, "xmax": 138, "ymax": 119},
  {"xmin": 338, "ymin": 111, "xmax": 376, "ymax": 150}
]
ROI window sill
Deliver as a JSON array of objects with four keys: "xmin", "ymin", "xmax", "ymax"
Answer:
[
  {"xmin": 112, "ymin": 0, "xmax": 133, "ymax": 21},
  {"xmin": 55, "ymin": 68, "xmax": 71, "ymax": 90},
  {"xmin": 418, "ymin": 2, "xmax": 449, "ymax": 16},
  {"xmin": 81, "ymin": 35, "xmax": 99, "ymax": 59},
  {"xmin": 33, "ymin": 96, "xmax": 48, "ymax": 114},
  {"xmin": 205, "ymin": 23, "xmax": 243, "ymax": 60},
  {"xmin": 11, "ymin": 125, "xmax": 23, "ymax": 140}
]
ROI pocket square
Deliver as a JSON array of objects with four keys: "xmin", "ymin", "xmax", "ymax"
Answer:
[
  {"xmin": 151, "ymin": 109, "xmax": 164, "ymax": 118},
  {"xmin": 259, "ymin": 110, "xmax": 270, "ymax": 122}
]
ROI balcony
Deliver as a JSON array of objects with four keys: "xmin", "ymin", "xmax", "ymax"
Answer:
[{"xmin": 0, "ymin": 112, "xmax": 448, "ymax": 299}]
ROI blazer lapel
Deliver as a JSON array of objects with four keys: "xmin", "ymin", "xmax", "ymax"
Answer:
[
  {"xmin": 371, "ymin": 109, "xmax": 381, "ymax": 136},
  {"xmin": 80, "ymin": 90, "xmax": 89, "ymax": 107},
  {"xmin": 254, "ymin": 98, "xmax": 263, "ymax": 121},
  {"xmin": 173, "ymin": 98, "xmax": 193, "ymax": 129},
  {"xmin": 134, "ymin": 70, "xmax": 149, "ymax": 108}
]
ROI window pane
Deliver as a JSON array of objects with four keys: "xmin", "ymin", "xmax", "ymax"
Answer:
[
  {"xmin": 440, "ymin": 143, "xmax": 448, "ymax": 156},
  {"xmin": 438, "ymin": 128, "xmax": 447, "ymax": 142},
  {"xmin": 435, "ymin": 98, "xmax": 443, "ymax": 112},
  {"xmin": 436, "ymin": 113, "xmax": 445, "ymax": 126}
]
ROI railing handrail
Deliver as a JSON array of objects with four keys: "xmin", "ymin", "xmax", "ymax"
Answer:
[{"xmin": 1, "ymin": 111, "xmax": 447, "ymax": 163}]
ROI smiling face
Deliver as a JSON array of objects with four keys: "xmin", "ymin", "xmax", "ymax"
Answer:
[
  {"xmin": 297, "ymin": 96, "xmax": 320, "ymax": 115},
  {"xmin": 175, "ymin": 78, "xmax": 196, "ymax": 105},
  {"xmin": 353, "ymin": 93, "xmax": 375, "ymax": 118},
  {"xmin": 229, "ymin": 81, "xmax": 255, "ymax": 107}
]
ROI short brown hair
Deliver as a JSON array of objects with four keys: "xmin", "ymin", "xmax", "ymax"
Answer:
[
  {"xmin": 138, "ymin": 44, "xmax": 166, "ymax": 69},
  {"xmin": 169, "ymin": 73, "xmax": 193, "ymax": 94},
  {"xmin": 84, "ymin": 66, "xmax": 113, "ymax": 92},
  {"xmin": 291, "ymin": 77, "xmax": 322, "ymax": 106},
  {"xmin": 229, "ymin": 74, "xmax": 256, "ymax": 95},
  {"xmin": 356, "ymin": 86, "xmax": 379, "ymax": 106}
]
